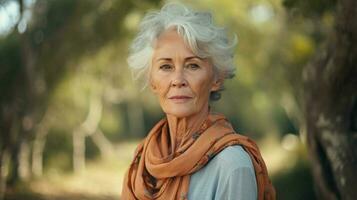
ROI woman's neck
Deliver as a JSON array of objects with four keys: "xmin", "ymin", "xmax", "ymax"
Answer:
[{"xmin": 166, "ymin": 106, "xmax": 210, "ymax": 143}]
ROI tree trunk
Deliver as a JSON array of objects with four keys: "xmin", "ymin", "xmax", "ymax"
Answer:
[
  {"xmin": 18, "ymin": 140, "xmax": 31, "ymax": 180},
  {"xmin": 303, "ymin": 0, "xmax": 357, "ymax": 199},
  {"xmin": 90, "ymin": 129, "xmax": 114, "ymax": 159},
  {"xmin": 31, "ymin": 108, "xmax": 52, "ymax": 177},
  {"xmin": 73, "ymin": 128, "xmax": 86, "ymax": 174},
  {"xmin": 72, "ymin": 92, "xmax": 115, "ymax": 172},
  {"xmin": 0, "ymin": 150, "xmax": 9, "ymax": 200},
  {"xmin": 31, "ymin": 124, "xmax": 49, "ymax": 177}
]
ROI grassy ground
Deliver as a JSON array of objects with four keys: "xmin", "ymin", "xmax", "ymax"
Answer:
[{"xmin": 4, "ymin": 141, "xmax": 138, "ymax": 200}]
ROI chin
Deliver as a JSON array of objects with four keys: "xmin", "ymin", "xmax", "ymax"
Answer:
[{"xmin": 163, "ymin": 107, "xmax": 196, "ymax": 118}]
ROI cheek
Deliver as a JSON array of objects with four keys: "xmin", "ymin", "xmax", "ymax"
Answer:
[
  {"xmin": 151, "ymin": 75, "xmax": 170, "ymax": 98},
  {"xmin": 193, "ymin": 76, "xmax": 214, "ymax": 102}
]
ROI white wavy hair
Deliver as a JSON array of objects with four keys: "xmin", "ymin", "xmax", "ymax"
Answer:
[{"xmin": 127, "ymin": 2, "xmax": 237, "ymax": 101}]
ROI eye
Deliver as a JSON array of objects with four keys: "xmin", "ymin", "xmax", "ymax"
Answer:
[
  {"xmin": 159, "ymin": 64, "xmax": 173, "ymax": 71},
  {"xmin": 186, "ymin": 63, "xmax": 200, "ymax": 70}
]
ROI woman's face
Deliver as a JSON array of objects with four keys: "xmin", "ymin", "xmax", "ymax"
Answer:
[{"xmin": 150, "ymin": 29, "xmax": 221, "ymax": 118}]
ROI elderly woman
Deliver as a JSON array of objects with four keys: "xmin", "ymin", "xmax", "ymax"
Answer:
[{"xmin": 121, "ymin": 3, "xmax": 275, "ymax": 200}]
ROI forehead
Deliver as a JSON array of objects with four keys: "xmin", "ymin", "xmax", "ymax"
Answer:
[{"xmin": 152, "ymin": 29, "xmax": 196, "ymax": 59}]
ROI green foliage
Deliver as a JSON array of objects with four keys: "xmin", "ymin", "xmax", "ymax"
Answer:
[
  {"xmin": 44, "ymin": 128, "xmax": 73, "ymax": 172},
  {"xmin": 273, "ymin": 161, "xmax": 317, "ymax": 200},
  {"xmin": 32, "ymin": 0, "xmax": 77, "ymax": 38},
  {"xmin": 283, "ymin": 0, "xmax": 336, "ymax": 17},
  {"xmin": 0, "ymin": 34, "xmax": 21, "ymax": 103},
  {"xmin": 85, "ymin": 137, "xmax": 100, "ymax": 160}
]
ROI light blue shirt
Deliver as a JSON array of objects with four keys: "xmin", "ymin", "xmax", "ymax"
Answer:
[{"xmin": 188, "ymin": 145, "xmax": 257, "ymax": 200}]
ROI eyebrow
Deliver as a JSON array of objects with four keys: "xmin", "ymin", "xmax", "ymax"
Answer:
[{"xmin": 155, "ymin": 56, "xmax": 202, "ymax": 62}]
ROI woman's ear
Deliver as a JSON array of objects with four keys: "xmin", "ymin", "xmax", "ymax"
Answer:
[
  {"xmin": 211, "ymin": 73, "xmax": 224, "ymax": 92},
  {"xmin": 211, "ymin": 80, "xmax": 222, "ymax": 92}
]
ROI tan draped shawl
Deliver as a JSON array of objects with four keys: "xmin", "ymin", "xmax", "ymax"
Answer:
[{"xmin": 121, "ymin": 113, "xmax": 276, "ymax": 200}]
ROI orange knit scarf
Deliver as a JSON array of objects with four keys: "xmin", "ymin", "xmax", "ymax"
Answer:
[{"xmin": 121, "ymin": 113, "xmax": 276, "ymax": 200}]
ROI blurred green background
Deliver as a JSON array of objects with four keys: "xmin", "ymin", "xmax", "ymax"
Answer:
[{"xmin": 0, "ymin": 0, "xmax": 337, "ymax": 199}]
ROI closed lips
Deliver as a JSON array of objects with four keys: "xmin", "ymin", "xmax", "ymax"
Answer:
[{"xmin": 169, "ymin": 96, "xmax": 192, "ymax": 99}]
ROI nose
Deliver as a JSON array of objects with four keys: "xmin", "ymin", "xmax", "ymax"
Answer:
[{"xmin": 171, "ymin": 70, "xmax": 187, "ymax": 88}]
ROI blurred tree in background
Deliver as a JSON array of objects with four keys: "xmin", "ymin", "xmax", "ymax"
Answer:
[
  {"xmin": 0, "ymin": 0, "xmax": 355, "ymax": 199},
  {"xmin": 285, "ymin": 0, "xmax": 357, "ymax": 199}
]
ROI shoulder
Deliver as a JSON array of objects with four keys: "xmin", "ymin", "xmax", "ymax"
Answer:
[
  {"xmin": 188, "ymin": 145, "xmax": 258, "ymax": 199},
  {"xmin": 211, "ymin": 145, "xmax": 254, "ymax": 171},
  {"xmin": 191, "ymin": 144, "xmax": 256, "ymax": 182}
]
